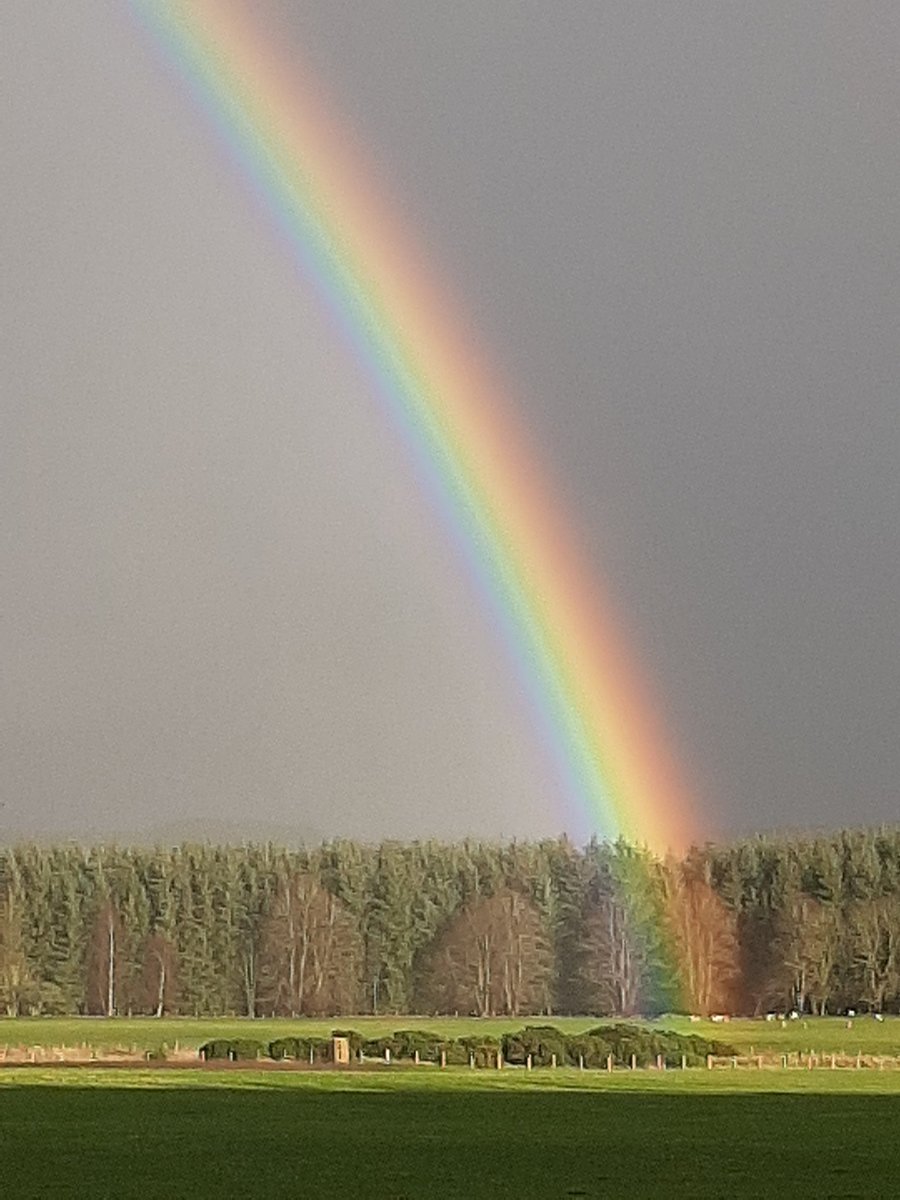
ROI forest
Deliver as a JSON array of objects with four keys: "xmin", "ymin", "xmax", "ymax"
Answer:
[{"xmin": 1, "ymin": 828, "xmax": 899, "ymax": 1019}]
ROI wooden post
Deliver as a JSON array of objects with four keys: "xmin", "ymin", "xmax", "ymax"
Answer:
[
  {"xmin": 526, "ymin": 1054, "xmax": 532, "ymax": 1071},
  {"xmin": 706, "ymin": 1054, "xmax": 713, "ymax": 1070},
  {"xmin": 757, "ymin": 1056, "xmax": 763, "ymax": 1070},
  {"xmin": 681, "ymin": 1054, "xmax": 687, "ymax": 1071},
  {"xmin": 606, "ymin": 1055, "xmax": 613, "ymax": 1073},
  {"xmin": 630, "ymin": 1053, "xmax": 636, "ymax": 1071},
  {"xmin": 496, "ymin": 1050, "xmax": 503, "ymax": 1070},
  {"xmin": 440, "ymin": 1049, "xmax": 447, "ymax": 1069},
  {"xmin": 856, "ymin": 1053, "xmax": 862, "ymax": 1070},
  {"xmin": 656, "ymin": 1054, "xmax": 664, "ymax": 1071},
  {"xmin": 578, "ymin": 1054, "xmax": 585, "ymax": 1071},
  {"xmin": 469, "ymin": 1053, "xmax": 475, "ymax": 1069},
  {"xmin": 384, "ymin": 1047, "xmax": 391, "ymax": 1065},
  {"xmin": 551, "ymin": 1053, "xmax": 557, "ymax": 1069},
  {"xmin": 830, "ymin": 1054, "xmax": 836, "ymax": 1070},
  {"xmin": 414, "ymin": 1050, "xmax": 420, "ymax": 1066}
]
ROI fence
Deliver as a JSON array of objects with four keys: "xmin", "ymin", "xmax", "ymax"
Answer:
[{"xmin": 1, "ymin": 1045, "xmax": 899, "ymax": 1071}]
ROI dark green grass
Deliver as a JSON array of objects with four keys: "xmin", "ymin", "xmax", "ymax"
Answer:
[{"xmin": 2, "ymin": 1071, "xmax": 900, "ymax": 1198}]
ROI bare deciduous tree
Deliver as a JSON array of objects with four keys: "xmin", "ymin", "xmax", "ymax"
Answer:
[
  {"xmin": 661, "ymin": 858, "xmax": 739, "ymax": 1015},
  {"xmin": 257, "ymin": 874, "xmax": 361, "ymax": 1015},
  {"xmin": 420, "ymin": 888, "xmax": 551, "ymax": 1016}
]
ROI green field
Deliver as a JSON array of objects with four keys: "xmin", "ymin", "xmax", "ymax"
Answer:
[
  {"xmin": 3, "ymin": 1018, "xmax": 900, "ymax": 1196},
  {"xmin": 1, "ymin": 1013, "xmax": 898, "ymax": 1056},
  {"xmin": 2, "ymin": 1068, "xmax": 900, "ymax": 1198}
]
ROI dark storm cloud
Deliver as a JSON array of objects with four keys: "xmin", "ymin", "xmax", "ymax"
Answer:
[{"xmin": 3, "ymin": 2, "xmax": 899, "ymax": 840}]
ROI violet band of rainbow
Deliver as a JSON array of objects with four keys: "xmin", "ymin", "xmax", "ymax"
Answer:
[{"xmin": 131, "ymin": 0, "xmax": 700, "ymax": 853}]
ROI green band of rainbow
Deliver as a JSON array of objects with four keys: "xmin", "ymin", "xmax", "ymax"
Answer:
[{"xmin": 131, "ymin": 0, "xmax": 699, "ymax": 852}]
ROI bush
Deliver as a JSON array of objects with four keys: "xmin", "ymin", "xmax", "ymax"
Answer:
[
  {"xmin": 584, "ymin": 1023, "xmax": 737, "ymax": 1067},
  {"xmin": 199, "ymin": 1039, "xmax": 232, "ymax": 1061},
  {"xmin": 502, "ymin": 1026, "xmax": 570, "ymax": 1067},
  {"xmin": 390, "ymin": 1030, "xmax": 446, "ymax": 1062},
  {"xmin": 440, "ymin": 1040, "xmax": 471, "ymax": 1066},
  {"xmin": 455, "ymin": 1036, "xmax": 500, "ymax": 1069},
  {"xmin": 361, "ymin": 1036, "xmax": 398, "ymax": 1060},
  {"xmin": 269, "ymin": 1036, "xmax": 330, "ymax": 1062},
  {"xmin": 229, "ymin": 1038, "xmax": 267, "ymax": 1061},
  {"xmin": 268, "ymin": 1036, "xmax": 299, "ymax": 1061},
  {"xmin": 199, "ymin": 1038, "xmax": 267, "ymax": 1062},
  {"xmin": 566, "ymin": 1034, "xmax": 613, "ymax": 1068}
]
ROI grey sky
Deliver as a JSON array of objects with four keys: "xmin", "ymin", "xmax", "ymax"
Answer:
[{"xmin": 3, "ymin": 2, "xmax": 899, "ymax": 843}]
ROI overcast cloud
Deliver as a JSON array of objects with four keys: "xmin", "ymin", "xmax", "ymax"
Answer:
[{"xmin": 3, "ymin": 2, "xmax": 899, "ymax": 843}]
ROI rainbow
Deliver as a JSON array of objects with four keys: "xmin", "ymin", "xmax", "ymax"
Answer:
[{"xmin": 131, "ymin": 0, "xmax": 699, "ymax": 853}]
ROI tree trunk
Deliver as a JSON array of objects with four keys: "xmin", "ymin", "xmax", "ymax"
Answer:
[{"xmin": 106, "ymin": 912, "xmax": 116, "ymax": 1017}]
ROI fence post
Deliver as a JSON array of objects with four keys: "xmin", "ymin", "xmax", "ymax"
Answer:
[
  {"xmin": 526, "ymin": 1054, "xmax": 532, "ymax": 1071},
  {"xmin": 681, "ymin": 1054, "xmax": 687, "ymax": 1071},
  {"xmin": 414, "ymin": 1050, "xmax": 420, "ymax": 1066},
  {"xmin": 440, "ymin": 1049, "xmax": 447, "ymax": 1069},
  {"xmin": 706, "ymin": 1054, "xmax": 713, "ymax": 1070},
  {"xmin": 551, "ymin": 1053, "xmax": 557, "ymax": 1069},
  {"xmin": 606, "ymin": 1055, "xmax": 613, "ymax": 1073},
  {"xmin": 630, "ymin": 1054, "xmax": 636, "ymax": 1071},
  {"xmin": 496, "ymin": 1050, "xmax": 503, "ymax": 1071},
  {"xmin": 578, "ymin": 1054, "xmax": 585, "ymax": 1071}
]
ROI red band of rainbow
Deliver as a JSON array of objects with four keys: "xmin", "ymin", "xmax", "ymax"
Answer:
[{"xmin": 132, "ymin": 0, "xmax": 700, "ymax": 853}]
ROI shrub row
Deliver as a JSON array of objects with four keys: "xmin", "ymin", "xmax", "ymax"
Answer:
[
  {"xmin": 198, "ymin": 1024, "xmax": 735, "ymax": 1067},
  {"xmin": 500, "ymin": 1024, "xmax": 735, "ymax": 1068}
]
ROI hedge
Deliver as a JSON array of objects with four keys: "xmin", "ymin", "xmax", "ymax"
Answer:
[{"xmin": 197, "ymin": 1024, "xmax": 735, "ymax": 1069}]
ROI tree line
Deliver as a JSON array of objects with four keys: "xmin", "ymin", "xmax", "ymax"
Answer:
[{"xmin": 0, "ymin": 828, "xmax": 898, "ymax": 1018}]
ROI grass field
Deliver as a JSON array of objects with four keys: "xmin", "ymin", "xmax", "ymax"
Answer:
[
  {"xmin": 1, "ymin": 1012, "xmax": 898, "ymax": 1056},
  {"xmin": 3, "ymin": 1018, "xmax": 899, "ymax": 1197},
  {"xmin": 2, "ymin": 1067, "xmax": 900, "ymax": 1198}
]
